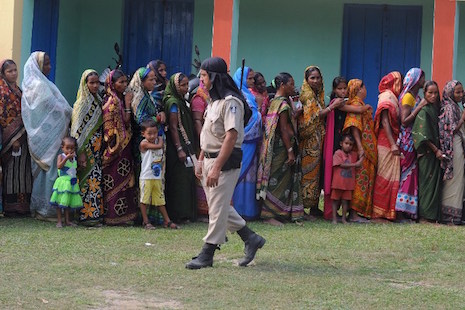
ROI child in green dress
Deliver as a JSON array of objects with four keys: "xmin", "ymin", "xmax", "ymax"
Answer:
[{"xmin": 50, "ymin": 137, "xmax": 83, "ymax": 227}]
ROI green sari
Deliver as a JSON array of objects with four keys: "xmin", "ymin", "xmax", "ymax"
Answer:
[
  {"xmin": 412, "ymin": 103, "xmax": 441, "ymax": 221},
  {"xmin": 256, "ymin": 97, "xmax": 303, "ymax": 221},
  {"xmin": 163, "ymin": 73, "xmax": 196, "ymax": 221}
]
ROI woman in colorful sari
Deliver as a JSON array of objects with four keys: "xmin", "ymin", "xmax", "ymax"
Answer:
[
  {"xmin": 299, "ymin": 66, "xmax": 342, "ymax": 218},
  {"xmin": 130, "ymin": 67, "xmax": 165, "ymax": 125},
  {"xmin": 257, "ymin": 72, "xmax": 303, "ymax": 226},
  {"xmin": 395, "ymin": 68, "xmax": 426, "ymax": 220},
  {"xmin": 412, "ymin": 81, "xmax": 443, "ymax": 222},
  {"xmin": 232, "ymin": 66, "xmax": 262, "ymax": 220},
  {"xmin": 164, "ymin": 73, "xmax": 196, "ymax": 222},
  {"xmin": 439, "ymin": 80, "xmax": 465, "ymax": 224},
  {"xmin": 191, "ymin": 80, "xmax": 209, "ymax": 219},
  {"xmin": 0, "ymin": 59, "xmax": 32, "ymax": 216},
  {"xmin": 70, "ymin": 69, "xmax": 104, "ymax": 225},
  {"xmin": 22, "ymin": 51, "xmax": 72, "ymax": 219},
  {"xmin": 147, "ymin": 59, "xmax": 169, "ymax": 108},
  {"xmin": 322, "ymin": 77, "xmax": 371, "ymax": 220},
  {"xmin": 343, "ymin": 79, "xmax": 377, "ymax": 220},
  {"xmin": 101, "ymin": 69, "xmax": 138, "ymax": 225},
  {"xmin": 250, "ymin": 72, "xmax": 270, "ymax": 122},
  {"xmin": 372, "ymin": 72, "xmax": 402, "ymax": 220}
]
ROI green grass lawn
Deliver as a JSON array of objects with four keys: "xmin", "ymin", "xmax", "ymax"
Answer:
[{"xmin": 1, "ymin": 218, "xmax": 465, "ymax": 309}]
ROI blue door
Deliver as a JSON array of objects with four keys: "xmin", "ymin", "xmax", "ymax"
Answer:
[
  {"xmin": 123, "ymin": 0, "xmax": 194, "ymax": 76},
  {"xmin": 31, "ymin": 0, "xmax": 60, "ymax": 82},
  {"xmin": 341, "ymin": 4, "xmax": 422, "ymax": 108}
]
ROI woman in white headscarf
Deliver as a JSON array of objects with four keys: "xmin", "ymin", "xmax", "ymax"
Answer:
[{"xmin": 21, "ymin": 51, "xmax": 72, "ymax": 219}]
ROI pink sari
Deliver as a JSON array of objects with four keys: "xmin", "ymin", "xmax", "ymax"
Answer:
[{"xmin": 323, "ymin": 100, "xmax": 336, "ymax": 220}]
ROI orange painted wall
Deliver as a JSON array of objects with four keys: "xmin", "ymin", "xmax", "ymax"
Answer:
[
  {"xmin": 211, "ymin": 0, "xmax": 234, "ymax": 67},
  {"xmin": 432, "ymin": 0, "xmax": 456, "ymax": 89}
]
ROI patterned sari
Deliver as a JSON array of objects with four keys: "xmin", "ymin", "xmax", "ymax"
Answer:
[
  {"xmin": 439, "ymin": 80, "xmax": 465, "ymax": 223},
  {"xmin": 164, "ymin": 73, "xmax": 196, "ymax": 221},
  {"xmin": 395, "ymin": 68, "xmax": 423, "ymax": 218},
  {"xmin": 0, "ymin": 71, "xmax": 32, "ymax": 216},
  {"xmin": 372, "ymin": 72, "xmax": 402, "ymax": 220},
  {"xmin": 343, "ymin": 80, "xmax": 377, "ymax": 217},
  {"xmin": 257, "ymin": 97, "xmax": 303, "ymax": 221},
  {"xmin": 101, "ymin": 70, "xmax": 137, "ymax": 225},
  {"xmin": 232, "ymin": 67, "xmax": 262, "ymax": 220},
  {"xmin": 413, "ymin": 102, "xmax": 441, "ymax": 221},
  {"xmin": 21, "ymin": 52, "xmax": 72, "ymax": 219},
  {"xmin": 298, "ymin": 66, "xmax": 325, "ymax": 209},
  {"xmin": 71, "ymin": 69, "xmax": 104, "ymax": 224}
]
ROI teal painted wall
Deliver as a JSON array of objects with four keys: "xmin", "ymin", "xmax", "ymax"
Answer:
[
  {"xmin": 455, "ymin": 2, "xmax": 465, "ymax": 84},
  {"xmin": 192, "ymin": 0, "xmax": 214, "ymax": 74},
  {"xmin": 20, "ymin": 0, "xmax": 34, "ymax": 82},
  {"xmin": 54, "ymin": 0, "xmax": 124, "ymax": 104},
  {"xmin": 236, "ymin": 0, "xmax": 434, "ymax": 99}
]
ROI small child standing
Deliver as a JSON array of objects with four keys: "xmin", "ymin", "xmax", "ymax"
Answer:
[
  {"xmin": 50, "ymin": 137, "xmax": 83, "ymax": 227},
  {"xmin": 331, "ymin": 134, "xmax": 362, "ymax": 224},
  {"xmin": 139, "ymin": 119, "xmax": 178, "ymax": 230}
]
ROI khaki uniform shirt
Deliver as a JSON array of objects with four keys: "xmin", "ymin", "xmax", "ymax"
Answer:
[{"xmin": 200, "ymin": 95, "xmax": 244, "ymax": 153}]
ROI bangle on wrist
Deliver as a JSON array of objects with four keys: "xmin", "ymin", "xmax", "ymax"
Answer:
[
  {"xmin": 287, "ymin": 147, "xmax": 293, "ymax": 153},
  {"xmin": 176, "ymin": 146, "xmax": 183, "ymax": 152}
]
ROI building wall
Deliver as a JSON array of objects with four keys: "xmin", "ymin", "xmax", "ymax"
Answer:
[
  {"xmin": 236, "ymin": 0, "xmax": 434, "ymax": 95},
  {"xmin": 0, "ymin": 0, "xmax": 23, "ymax": 64},
  {"xmin": 20, "ymin": 0, "xmax": 34, "ymax": 81},
  {"xmin": 55, "ymin": 0, "xmax": 124, "ymax": 103},
  {"xmin": 455, "ymin": 2, "xmax": 465, "ymax": 84},
  {"xmin": 192, "ymin": 0, "xmax": 214, "ymax": 74}
]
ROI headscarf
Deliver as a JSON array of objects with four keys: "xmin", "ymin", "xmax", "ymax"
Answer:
[
  {"xmin": 36, "ymin": 52, "xmax": 45, "ymax": 72},
  {"xmin": 300, "ymin": 66, "xmax": 325, "ymax": 105},
  {"xmin": 439, "ymin": 80, "xmax": 463, "ymax": 180},
  {"xmin": 163, "ymin": 73, "xmax": 195, "ymax": 149},
  {"xmin": 129, "ymin": 67, "xmax": 158, "ymax": 124},
  {"xmin": 0, "ymin": 59, "xmax": 6, "ymax": 78},
  {"xmin": 147, "ymin": 60, "xmax": 168, "ymax": 90},
  {"xmin": 348, "ymin": 79, "xmax": 363, "ymax": 100},
  {"xmin": 399, "ymin": 68, "xmax": 423, "ymax": 103},
  {"xmin": 21, "ymin": 51, "xmax": 72, "ymax": 171},
  {"xmin": 192, "ymin": 80, "xmax": 209, "ymax": 102},
  {"xmin": 375, "ymin": 72, "xmax": 402, "ymax": 136},
  {"xmin": 200, "ymin": 57, "xmax": 246, "ymax": 105},
  {"xmin": 378, "ymin": 71, "xmax": 402, "ymax": 97},
  {"xmin": 71, "ymin": 69, "xmax": 103, "ymax": 150},
  {"xmin": 232, "ymin": 66, "xmax": 258, "ymax": 110}
]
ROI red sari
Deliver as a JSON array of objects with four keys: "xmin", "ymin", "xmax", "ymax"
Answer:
[{"xmin": 372, "ymin": 72, "xmax": 402, "ymax": 220}]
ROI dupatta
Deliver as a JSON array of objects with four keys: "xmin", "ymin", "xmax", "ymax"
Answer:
[{"xmin": 21, "ymin": 51, "xmax": 72, "ymax": 171}]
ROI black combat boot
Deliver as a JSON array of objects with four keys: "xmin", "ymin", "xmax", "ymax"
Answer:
[
  {"xmin": 185, "ymin": 243, "xmax": 218, "ymax": 269},
  {"xmin": 236, "ymin": 226, "xmax": 266, "ymax": 267}
]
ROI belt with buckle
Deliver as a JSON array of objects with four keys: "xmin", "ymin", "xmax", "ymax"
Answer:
[{"xmin": 203, "ymin": 151, "xmax": 219, "ymax": 159}]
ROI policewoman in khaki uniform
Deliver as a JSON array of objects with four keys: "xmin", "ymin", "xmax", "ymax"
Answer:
[{"xmin": 186, "ymin": 57, "xmax": 266, "ymax": 269}]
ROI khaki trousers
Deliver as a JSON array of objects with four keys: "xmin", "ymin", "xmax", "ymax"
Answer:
[{"xmin": 202, "ymin": 158, "xmax": 246, "ymax": 244}]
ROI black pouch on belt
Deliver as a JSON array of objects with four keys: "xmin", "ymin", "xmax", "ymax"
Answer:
[{"xmin": 221, "ymin": 148, "xmax": 243, "ymax": 171}]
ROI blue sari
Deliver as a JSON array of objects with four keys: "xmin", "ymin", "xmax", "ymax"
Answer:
[{"xmin": 232, "ymin": 67, "xmax": 262, "ymax": 220}]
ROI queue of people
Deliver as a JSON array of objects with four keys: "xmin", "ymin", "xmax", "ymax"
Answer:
[{"xmin": 1, "ymin": 52, "xmax": 464, "ymax": 233}]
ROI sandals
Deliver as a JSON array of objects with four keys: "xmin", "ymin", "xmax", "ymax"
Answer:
[
  {"xmin": 163, "ymin": 221, "xmax": 179, "ymax": 229},
  {"xmin": 143, "ymin": 222, "xmax": 156, "ymax": 230}
]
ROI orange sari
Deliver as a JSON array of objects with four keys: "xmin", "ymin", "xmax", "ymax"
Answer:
[
  {"xmin": 372, "ymin": 72, "xmax": 402, "ymax": 220},
  {"xmin": 343, "ymin": 80, "xmax": 377, "ymax": 217}
]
